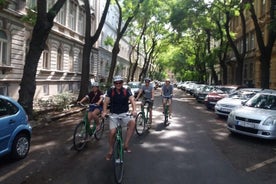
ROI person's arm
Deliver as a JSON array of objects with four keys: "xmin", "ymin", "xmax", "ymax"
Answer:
[
  {"xmin": 102, "ymin": 96, "xmax": 110, "ymax": 117},
  {"xmin": 135, "ymin": 89, "xmax": 143, "ymax": 100},
  {"xmin": 96, "ymin": 95, "xmax": 104, "ymax": 106},
  {"xmin": 151, "ymin": 87, "xmax": 154, "ymax": 101},
  {"xmin": 78, "ymin": 95, "xmax": 88, "ymax": 104},
  {"xmin": 129, "ymin": 96, "xmax": 137, "ymax": 116}
]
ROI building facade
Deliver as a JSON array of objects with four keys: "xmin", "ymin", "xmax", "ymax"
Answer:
[
  {"xmin": 225, "ymin": 0, "xmax": 276, "ymax": 88},
  {"xmin": 0, "ymin": 0, "xmax": 142, "ymax": 101}
]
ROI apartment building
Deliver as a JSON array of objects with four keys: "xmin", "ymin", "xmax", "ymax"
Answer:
[
  {"xmin": 0, "ymin": 0, "xmax": 141, "ymax": 101},
  {"xmin": 226, "ymin": 0, "xmax": 276, "ymax": 88}
]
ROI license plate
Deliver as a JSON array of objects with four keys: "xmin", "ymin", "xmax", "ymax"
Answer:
[
  {"xmin": 237, "ymin": 121, "xmax": 254, "ymax": 128},
  {"xmin": 221, "ymin": 108, "xmax": 231, "ymax": 112}
]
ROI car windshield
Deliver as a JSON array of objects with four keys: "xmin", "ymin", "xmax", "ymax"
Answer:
[
  {"xmin": 228, "ymin": 90, "xmax": 257, "ymax": 100},
  {"xmin": 245, "ymin": 93, "xmax": 276, "ymax": 110},
  {"xmin": 128, "ymin": 83, "xmax": 140, "ymax": 88}
]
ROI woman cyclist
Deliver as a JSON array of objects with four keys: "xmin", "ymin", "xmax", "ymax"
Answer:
[{"xmin": 161, "ymin": 79, "xmax": 173, "ymax": 118}]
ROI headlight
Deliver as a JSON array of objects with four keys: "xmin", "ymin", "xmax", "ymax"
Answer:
[{"xmin": 263, "ymin": 116, "xmax": 276, "ymax": 126}]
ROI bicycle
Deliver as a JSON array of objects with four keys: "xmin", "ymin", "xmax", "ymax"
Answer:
[
  {"xmin": 106, "ymin": 113, "xmax": 132, "ymax": 184},
  {"xmin": 135, "ymin": 99, "xmax": 152, "ymax": 135},
  {"xmin": 163, "ymin": 95, "xmax": 172, "ymax": 126},
  {"xmin": 73, "ymin": 103, "xmax": 105, "ymax": 151}
]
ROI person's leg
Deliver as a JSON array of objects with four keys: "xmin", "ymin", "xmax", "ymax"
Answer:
[
  {"xmin": 91, "ymin": 108, "xmax": 100, "ymax": 127},
  {"xmin": 124, "ymin": 119, "xmax": 135, "ymax": 152},
  {"xmin": 162, "ymin": 98, "xmax": 166, "ymax": 113},
  {"xmin": 168, "ymin": 99, "xmax": 172, "ymax": 116},
  {"xmin": 106, "ymin": 128, "xmax": 116, "ymax": 160}
]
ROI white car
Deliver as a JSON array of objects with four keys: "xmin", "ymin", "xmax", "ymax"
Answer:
[
  {"xmin": 215, "ymin": 88, "xmax": 261, "ymax": 117},
  {"xmin": 227, "ymin": 89, "xmax": 276, "ymax": 139}
]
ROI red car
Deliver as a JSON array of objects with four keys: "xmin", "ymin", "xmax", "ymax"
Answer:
[{"xmin": 204, "ymin": 86, "xmax": 241, "ymax": 110}]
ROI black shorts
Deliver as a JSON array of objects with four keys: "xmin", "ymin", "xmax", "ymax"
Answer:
[{"xmin": 143, "ymin": 98, "xmax": 153, "ymax": 109}]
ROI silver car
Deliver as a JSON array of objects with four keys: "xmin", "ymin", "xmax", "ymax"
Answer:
[
  {"xmin": 227, "ymin": 89, "xmax": 276, "ymax": 139},
  {"xmin": 215, "ymin": 88, "xmax": 261, "ymax": 117}
]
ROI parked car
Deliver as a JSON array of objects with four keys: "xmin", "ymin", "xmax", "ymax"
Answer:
[
  {"xmin": 204, "ymin": 85, "xmax": 242, "ymax": 110},
  {"xmin": 196, "ymin": 85, "xmax": 216, "ymax": 103},
  {"xmin": 127, "ymin": 82, "xmax": 141, "ymax": 98},
  {"xmin": 227, "ymin": 89, "xmax": 276, "ymax": 139},
  {"xmin": 215, "ymin": 88, "xmax": 262, "ymax": 117},
  {"xmin": 0, "ymin": 95, "xmax": 32, "ymax": 159}
]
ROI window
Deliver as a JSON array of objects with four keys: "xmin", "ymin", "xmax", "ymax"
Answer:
[
  {"xmin": 78, "ymin": 10, "xmax": 85, "ymax": 34},
  {"xmin": 0, "ymin": 86, "xmax": 7, "ymax": 96},
  {"xmin": 0, "ymin": 99, "xmax": 18, "ymax": 117},
  {"xmin": 69, "ymin": 1, "xmax": 77, "ymax": 30},
  {"xmin": 78, "ymin": 52, "xmax": 82, "ymax": 72},
  {"xmin": 56, "ymin": 3, "xmax": 66, "ymax": 25},
  {"xmin": 57, "ymin": 47, "xmax": 63, "ymax": 70},
  {"xmin": 26, "ymin": 0, "xmax": 36, "ymax": 9},
  {"xmin": 42, "ymin": 45, "xmax": 50, "ymax": 69},
  {"xmin": 0, "ymin": 30, "xmax": 8, "ymax": 65},
  {"xmin": 57, "ymin": 83, "xmax": 63, "ymax": 93},
  {"xmin": 69, "ymin": 49, "xmax": 74, "ymax": 72},
  {"xmin": 43, "ymin": 84, "xmax": 49, "ymax": 95}
]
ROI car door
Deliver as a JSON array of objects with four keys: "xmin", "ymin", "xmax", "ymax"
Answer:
[{"xmin": 0, "ymin": 98, "xmax": 18, "ymax": 154}]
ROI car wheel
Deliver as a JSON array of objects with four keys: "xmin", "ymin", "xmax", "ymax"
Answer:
[{"xmin": 11, "ymin": 133, "xmax": 30, "ymax": 160}]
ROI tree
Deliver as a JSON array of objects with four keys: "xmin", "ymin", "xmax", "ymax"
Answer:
[
  {"xmin": 106, "ymin": 0, "xmax": 144, "ymax": 84},
  {"xmin": 18, "ymin": 0, "xmax": 66, "ymax": 117},
  {"xmin": 246, "ymin": 0, "xmax": 276, "ymax": 88},
  {"xmin": 77, "ymin": 0, "xmax": 111, "ymax": 100}
]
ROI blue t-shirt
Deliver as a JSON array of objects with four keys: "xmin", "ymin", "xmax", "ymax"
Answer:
[
  {"xmin": 141, "ymin": 85, "xmax": 153, "ymax": 99},
  {"xmin": 106, "ymin": 87, "xmax": 132, "ymax": 114},
  {"xmin": 162, "ymin": 84, "xmax": 173, "ymax": 97}
]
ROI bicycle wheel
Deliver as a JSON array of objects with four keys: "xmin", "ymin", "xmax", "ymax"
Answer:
[
  {"xmin": 164, "ymin": 106, "xmax": 169, "ymax": 126},
  {"xmin": 113, "ymin": 138, "xmax": 124, "ymax": 183},
  {"xmin": 135, "ymin": 112, "xmax": 145, "ymax": 136},
  {"xmin": 73, "ymin": 121, "xmax": 88, "ymax": 151},
  {"xmin": 95, "ymin": 118, "xmax": 105, "ymax": 140}
]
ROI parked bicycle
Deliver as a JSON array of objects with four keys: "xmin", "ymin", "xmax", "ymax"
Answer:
[
  {"xmin": 135, "ymin": 99, "xmax": 152, "ymax": 135},
  {"xmin": 106, "ymin": 113, "xmax": 132, "ymax": 184},
  {"xmin": 73, "ymin": 103, "xmax": 105, "ymax": 151},
  {"xmin": 163, "ymin": 95, "xmax": 172, "ymax": 126}
]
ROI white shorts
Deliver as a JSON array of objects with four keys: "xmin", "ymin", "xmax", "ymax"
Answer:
[{"xmin": 109, "ymin": 113, "xmax": 133, "ymax": 130}]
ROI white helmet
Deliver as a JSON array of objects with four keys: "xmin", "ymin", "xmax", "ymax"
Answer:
[
  {"xmin": 113, "ymin": 75, "xmax": 123, "ymax": 83},
  {"xmin": 91, "ymin": 82, "xmax": 99, "ymax": 87}
]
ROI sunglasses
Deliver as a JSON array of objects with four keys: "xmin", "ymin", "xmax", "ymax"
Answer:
[{"xmin": 114, "ymin": 82, "xmax": 122, "ymax": 85}]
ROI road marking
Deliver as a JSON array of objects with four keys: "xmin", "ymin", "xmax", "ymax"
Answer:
[{"xmin": 245, "ymin": 156, "xmax": 276, "ymax": 172}]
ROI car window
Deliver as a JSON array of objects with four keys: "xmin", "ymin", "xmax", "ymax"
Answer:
[
  {"xmin": 245, "ymin": 94, "xmax": 276, "ymax": 110},
  {"xmin": 0, "ymin": 99, "xmax": 19, "ymax": 117}
]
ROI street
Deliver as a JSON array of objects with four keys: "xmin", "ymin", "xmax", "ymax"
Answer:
[{"xmin": 1, "ymin": 89, "xmax": 276, "ymax": 184}]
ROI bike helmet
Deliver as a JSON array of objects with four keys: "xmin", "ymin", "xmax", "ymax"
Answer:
[
  {"xmin": 144, "ymin": 77, "xmax": 151, "ymax": 82},
  {"xmin": 113, "ymin": 75, "xmax": 124, "ymax": 83},
  {"xmin": 91, "ymin": 82, "xmax": 99, "ymax": 87}
]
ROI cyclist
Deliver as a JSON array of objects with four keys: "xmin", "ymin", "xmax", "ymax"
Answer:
[
  {"xmin": 135, "ymin": 77, "xmax": 154, "ymax": 126},
  {"xmin": 102, "ymin": 75, "xmax": 137, "ymax": 161},
  {"xmin": 161, "ymin": 79, "xmax": 173, "ymax": 118},
  {"xmin": 78, "ymin": 82, "xmax": 104, "ymax": 130}
]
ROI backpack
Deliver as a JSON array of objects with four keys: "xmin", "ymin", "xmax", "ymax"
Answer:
[{"xmin": 111, "ymin": 87, "xmax": 127, "ymax": 97}]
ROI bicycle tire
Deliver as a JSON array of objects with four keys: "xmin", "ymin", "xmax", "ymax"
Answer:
[
  {"xmin": 113, "ymin": 138, "xmax": 124, "ymax": 183},
  {"xmin": 164, "ymin": 105, "xmax": 169, "ymax": 126},
  {"xmin": 135, "ymin": 112, "xmax": 145, "ymax": 136},
  {"xmin": 94, "ymin": 118, "xmax": 105, "ymax": 140},
  {"xmin": 73, "ymin": 121, "xmax": 88, "ymax": 151}
]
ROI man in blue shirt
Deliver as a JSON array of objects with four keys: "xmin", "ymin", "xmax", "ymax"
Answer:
[{"xmin": 102, "ymin": 75, "xmax": 137, "ymax": 160}]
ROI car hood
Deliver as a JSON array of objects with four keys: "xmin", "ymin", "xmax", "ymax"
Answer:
[
  {"xmin": 217, "ymin": 98, "xmax": 243, "ymax": 106},
  {"xmin": 231, "ymin": 106, "xmax": 276, "ymax": 120}
]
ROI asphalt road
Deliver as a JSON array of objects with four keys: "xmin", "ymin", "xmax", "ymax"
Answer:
[{"xmin": 1, "ymin": 89, "xmax": 276, "ymax": 184}]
